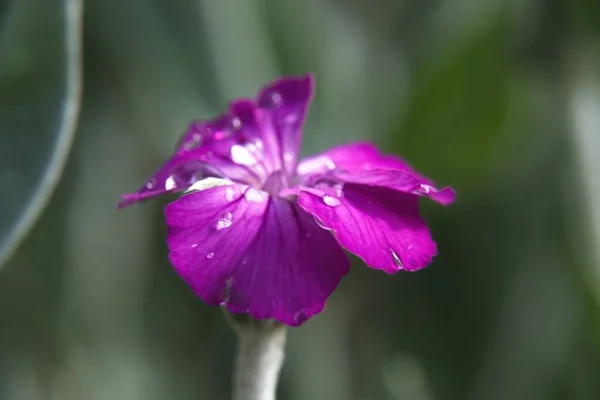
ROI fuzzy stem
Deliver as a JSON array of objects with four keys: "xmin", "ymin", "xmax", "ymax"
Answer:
[{"xmin": 227, "ymin": 313, "xmax": 287, "ymax": 400}]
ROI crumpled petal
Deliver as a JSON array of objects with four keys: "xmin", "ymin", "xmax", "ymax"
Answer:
[
  {"xmin": 120, "ymin": 76, "xmax": 315, "ymax": 208},
  {"xmin": 165, "ymin": 183, "xmax": 350, "ymax": 326},
  {"xmin": 296, "ymin": 142, "xmax": 455, "ymax": 206},
  {"xmin": 294, "ymin": 142, "xmax": 455, "ymax": 274},
  {"xmin": 333, "ymin": 169, "xmax": 456, "ymax": 206},
  {"xmin": 257, "ymin": 75, "xmax": 314, "ymax": 174},
  {"xmin": 298, "ymin": 184, "xmax": 437, "ymax": 274},
  {"xmin": 298, "ymin": 141, "xmax": 421, "ymax": 176},
  {"xmin": 120, "ymin": 101, "xmax": 277, "ymax": 208}
]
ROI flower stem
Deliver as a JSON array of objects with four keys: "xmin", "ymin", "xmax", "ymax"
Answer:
[{"xmin": 226, "ymin": 313, "xmax": 287, "ymax": 400}]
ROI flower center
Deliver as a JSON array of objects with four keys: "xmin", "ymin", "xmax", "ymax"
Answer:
[{"xmin": 261, "ymin": 170, "xmax": 290, "ymax": 195}]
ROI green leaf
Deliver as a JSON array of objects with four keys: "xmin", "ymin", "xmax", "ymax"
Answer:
[{"xmin": 0, "ymin": 0, "xmax": 83, "ymax": 268}]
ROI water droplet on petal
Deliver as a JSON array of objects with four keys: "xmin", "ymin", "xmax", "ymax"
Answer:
[
  {"xmin": 231, "ymin": 116, "xmax": 242, "ymax": 130},
  {"xmin": 231, "ymin": 144, "xmax": 257, "ymax": 166},
  {"xmin": 199, "ymin": 151, "xmax": 215, "ymax": 161},
  {"xmin": 323, "ymin": 195, "xmax": 340, "ymax": 207},
  {"xmin": 225, "ymin": 187, "xmax": 236, "ymax": 202},
  {"xmin": 241, "ymin": 257, "xmax": 248, "ymax": 264},
  {"xmin": 293, "ymin": 310, "xmax": 308, "ymax": 325},
  {"xmin": 283, "ymin": 114, "xmax": 298, "ymax": 124},
  {"xmin": 165, "ymin": 176, "xmax": 177, "ymax": 191},
  {"xmin": 185, "ymin": 177, "xmax": 233, "ymax": 193},
  {"xmin": 268, "ymin": 91, "xmax": 282, "ymax": 108},
  {"xmin": 323, "ymin": 187, "xmax": 343, "ymax": 207},
  {"xmin": 390, "ymin": 249, "xmax": 404, "ymax": 269},
  {"xmin": 325, "ymin": 158, "xmax": 336, "ymax": 170},
  {"xmin": 191, "ymin": 243, "xmax": 198, "ymax": 248},
  {"xmin": 206, "ymin": 252, "xmax": 215, "ymax": 259},
  {"xmin": 245, "ymin": 188, "xmax": 268, "ymax": 203},
  {"xmin": 313, "ymin": 216, "xmax": 331, "ymax": 230},
  {"xmin": 166, "ymin": 161, "xmax": 209, "ymax": 191},
  {"xmin": 145, "ymin": 178, "xmax": 157, "ymax": 190},
  {"xmin": 244, "ymin": 139, "xmax": 263, "ymax": 156},
  {"xmin": 213, "ymin": 129, "xmax": 229, "ymax": 140},
  {"xmin": 182, "ymin": 133, "xmax": 202, "ymax": 151},
  {"xmin": 283, "ymin": 152, "xmax": 294, "ymax": 163},
  {"xmin": 412, "ymin": 184, "xmax": 434, "ymax": 195},
  {"xmin": 215, "ymin": 212, "xmax": 233, "ymax": 230}
]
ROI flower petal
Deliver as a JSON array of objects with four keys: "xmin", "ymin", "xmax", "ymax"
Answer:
[
  {"xmin": 257, "ymin": 75, "xmax": 314, "ymax": 173},
  {"xmin": 296, "ymin": 142, "xmax": 456, "ymax": 206},
  {"xmin": 298, "ymin": 184, "xmax": 437, "ymax": 274},
  {"xmin": 334, "ymin": 169, "xmax": 456, "ymax": 206},
  {"xmin": 165, "ymin": 183, "xmax": 350, "ymax": 326},
  {"xmin": 298, "ymin": 141, "xmax": 419, "ymax": 176},
  {"xmin": 120, "ymin": 101, "xmax": 277, "ymax": 208}
]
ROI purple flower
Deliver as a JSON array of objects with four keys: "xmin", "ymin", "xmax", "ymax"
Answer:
[{"xmin": 120, "ymin": 75, "xmax": 455, "ymax": 326}]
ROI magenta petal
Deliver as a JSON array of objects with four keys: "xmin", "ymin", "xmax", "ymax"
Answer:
[
  {"xmin": 298, "ymin": 185, "xmax": 437, "ymax": 274},
  {"xmin": 120, "ymin": 101, "xmax": 275, "ymax": 208},
  {"xmin": 257, "ymin": 75, "xmax": 314, "ymax": 173},
  {"xmin": 296, "ymin": 142, "xmax": 456, "ymax": 206},
  {"xmin": 165, "ymin": 183, "xmax": 350, "ymax": 326},
  {"xmin": 298, "ymin": 141, "xmax": 427, "ymax": 179},
  {"xmin": 335, "ymin": 169, "xmax": 456, "ymax": 206}
]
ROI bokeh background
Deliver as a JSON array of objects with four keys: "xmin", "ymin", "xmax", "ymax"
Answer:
[{"xmin": 2, "ymin": 0, "xmax": 600, "ymax": 399}]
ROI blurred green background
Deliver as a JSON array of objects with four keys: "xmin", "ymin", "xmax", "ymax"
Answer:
[{"xmin": 2, "ymin": 0, "xmax": 600, "ymax": 399}]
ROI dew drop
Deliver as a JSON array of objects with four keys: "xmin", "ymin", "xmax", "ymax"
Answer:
[
  {"xmin": 213, "ymin": 129, "xmax": 230, "ymax": 140},
  {"xmin": 283, "ymin": 152, "xmax": 294, "ymax": 163},
  {"xmin": 241, "ymin": 257, "xmax": 248, "ymax": 264},
  {"xmin": 186, "ymin": 177, "xmax": 232, "ymax": 193},
  {"xmin": 323, "ymin": 196, "xmax": 340, "ymax": 206},
  {"xmin": 165, "ymin": 176, "xmax": 177, "ymax": 191},
  {"xmin": 268, "ymin": 91, "xmax": 282, "ymax": 108},
  {"xmin": 231, "ymin": 144, "xmax": 257, "ymax": 166},
  {"xmin": 206, "ymin": 252, "xmax": 215, "ymax": 259},
  {"xmin": 231, "ymin": 116, "xmax": 242, "ymax": 130},
  {"xmin": 225, "ymin": 187, "xmax": 236, "ymax": 201},
  {"xmin": 323, "ymin": 187, "xmax": 343, "ymax": 207},
  {"xmin": 145, "ymin": 178, "xmax": 156, "ymax": 190},
  {"xmin": 412, "ymin": 184, "xmax": 434, "ymax": 195},
  {"xmin": 244, "ymin": 139, "xmax": 263, "ymax": 156},
  {"xmin": 165, "ymin": 161, "xmax": 209, "ymax": 191},
  {"xmin": 283, "ymin": 114, "xmax": 298, "ymax": 124},
  {"xmin": 245, "ymin": 188, "xmax": 268, "ymax": 203},
  {"xmin": 390, "ymin": 249, "xmax": 404, "ymax": 269},
  {"xmin": 215, "ymin": 212, "xmax": 233, "ymax": 230},
  {"xmin": 313, "ymin": 216, "xmax": 331, "ymax": 230},
  {"xmin": 191, "ymin": 243, "xmax": 198, "ymax": 248},
  {"xmin": 182, "ymin": 133, "xmax": 202, "ymax": 151},
  {"xmin": 293, "ymin": 310, "xmax": 308, "ymax": 325}
]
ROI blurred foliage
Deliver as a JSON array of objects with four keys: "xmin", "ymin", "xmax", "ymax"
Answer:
[
  {"xmin": 0, "ymin": 0, "xmax": 81, "ymax": 267},
  {"xmin": 391, "ymin": 16, "xmax": 510, "ymax": 190},
  {"xmin": 1, "ymin": 0, "xmax": 600, "ymax": 399}
]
